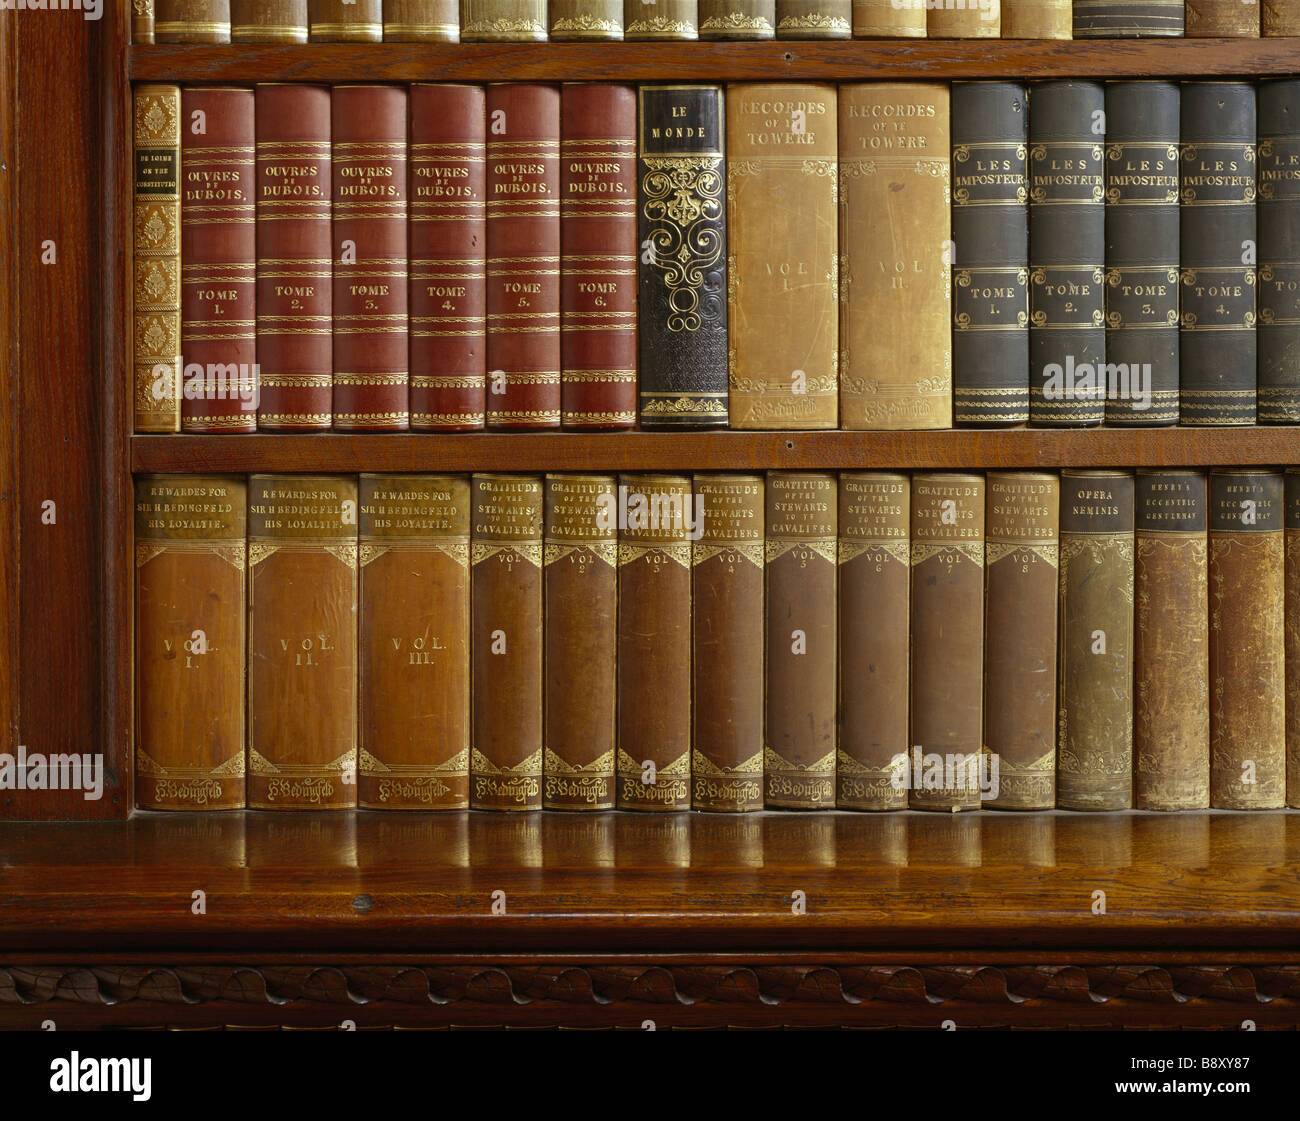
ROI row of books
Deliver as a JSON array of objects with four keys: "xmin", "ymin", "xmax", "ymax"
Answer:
[
  {"xmin": 135, "ymin": 467, "xmax": 1300, "ymax": 814},
  {"xmin": 132, "ymin": 79, "xmax": 1300, "ymax": 435}
]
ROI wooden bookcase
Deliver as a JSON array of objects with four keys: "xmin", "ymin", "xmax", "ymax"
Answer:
[{"xmin": 2, "ymin": 8, "xmax": 1300, "ymax": 1028}]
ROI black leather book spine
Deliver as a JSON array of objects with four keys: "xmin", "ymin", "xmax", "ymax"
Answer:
[
  {"xmin": 1259, "ymin": 80, "xmax": 1300, "ymax": 424},
  {"xmin": 1073, "ymin": 1, "xmax": 1183, "ymax": 37}
]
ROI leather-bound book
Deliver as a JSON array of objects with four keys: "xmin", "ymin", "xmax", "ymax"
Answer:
[
  {"xmin": 181, "ymin": 87, "xmax": 257, "ymax": 434},
  {"xmin": 765, "ymin": 472, "xmax": 836, "ymax": 809},
  {"xmin": 156, "ymin": 0, "xmax": 230, "ymax": 40},
  {"xmin": 543, "ymin": 474, "xmax": 617, "ymax": 810},
  {"xmin": 840, "ymin": 83, "xmax": 951, "ymax": 430},
  {"xmin": 951, "ymin": 81, "xmax": 1029, "ymax": 426},
  {"xmin": 1134, "ymin": 470, "xmax": 1209, "ymax": 811},
  {"xmin": 1073, "ymin": 0, "xmax": 1182, "ymax": 35},
  {"xmin": 852, "ymin": 0, "xmax": 923, "ymax": 35},
  {"xmin": 625, "ymin": 0, "xmax": 698, "ymax": 37},
  {"xmin": 837, "ymin": 473, "xmax": 909, "ymax": 811},
  {"xmin": 135, "ymin": 476, "xmax": 246, "ymax": 810},
  {"xmin": 309, "ymin": 0, "xmax": 382, "ymax": 39},
  {"xmin": 409, "ymin": 84, "xmax": 486, "ymax": 431},
  {"xmin": 1180, "ymin": 82, "xmax": 1256, "ymax": 427},
  {"xmin": 551, "ymin": 0, "xmax": 624, "ymax": 37},
  {"xmin": 1209, "ymin": 470, "xmax": 1286, "ymax": 810},
  {"xmin": 727, "ymin": 83, "xmax": 838, "ymax": 430},
  {"xmin": 331, "ymin": 85, "xmax": 409, "ymax": 431},
  {"xmin": 461, "ymin": 0, "xmax": 547, "ymax": 38},
  {"xmin": 910, "ymin": 474, "xmax": 984, "ymax": 812},
  {"xmin": 247, "ymin": 475, "xmax": 358, "ymax": 810},
  {"xmin": 1186, "ymin": 0, "xmax": 1258, "ymax": 36},
  {"xmin": 486, "ymin": 84, "xmax": 561, "ymax": 429},
  {"xmin": 1287, "ymin": 470, "xmax": 1300, "ymax": 808},
  {"xmin": 232, "ymin": 0, "xmax": 308, "ymax": 40},
  {"xmin": 1266, "ymin": 1, "xmax": 1300, "ymax": 35},
  {"xmin": 618, "ymin": 474, "xmax": 694, "ymax": 811},
  {"xmin": 699, "ymin": 0, "xmax": 774, "ymax": 38},
  {"xmin": 983, "ymin": 472, "xmax": 1059, "ymax": 810},
  {"xmin": 637, "ymin": 85, "xmax": 728, "ymax": 426},
  {"xmin": 776, "ymin": 0, "xmax": 850, "ymax": 39},
  {"xmin": 471, "ymin": 474, "xmax": 544, "ymax": 810},
  {"xmin": 255, "ymin": 83, "xmax": 332, "ymax": 432},
  {"xmin": 134, "ymin": 0, "xmax": 156, "ymax": 42},
  {"xmin": 359, "ymin": 475, "xmax": 470, "ymax": 810},
  {"xmin": 1003, "ymin": 0, "xmax": 1068, "ymax": 37},
  {"xmin": 560, "ymin": 83, "xmax": 637, "ymax": 429},
  {"xmin": 384, "ymin": 0, "xmax": 460, "ymax": 38},
  {"xmin": 133, "ymin": 84, "xmax": 182, "ymax": 433},
  {"xmin": 1258, "ymin": 80, "xmax": 1300, "ymax": 424},
  {"xmin": 692, "ymin": 474, "xmax": 764, "ymax": 812},
  {"xmin": 1057, "ymin": 470, "xmax": 1135, "ymax": 811},
  {"xmin": 1029, "ymin": 81, "xmax": 1106, "ymax": 428},
  {"xmin": 927, "ymin": 0, "xmax": 997, "ymax": 37},
  {"xmin": 1104, "ymin": 81, "xmax": 1180, "ymax": 426}
]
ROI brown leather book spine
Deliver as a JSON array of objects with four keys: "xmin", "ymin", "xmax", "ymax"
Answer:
[
  {"xmin": 1187, "ymin": 0, "xmax": 1259, "ymax": 36},
  {"xmin": 486, "ymin": 84, "xmax": 562, "ymax": 429},
  {"xmin": 461, "ymin": 0, "xmax": 548, "ymax": 38},
  {"xmin": 309, "ymin": 0, "xmax": 383, "ymax": 39},
  {"xmin": 232, "ymin": 0, "xmax": 308, "ymax": 40},
  {"xmin": 837, "ymin": 472, "xmax": 909, "ymax": 810},
  {"xmin": 410, "ymin": 84, "xmax": 486, "ymax": 431},
  {"xmin": 181, "ymin": 87, "xmax": 257, "ymax": 434},
  {"xmin": 550, "ymin": 0, "xmax": 624, "ymax": 37},
  {"xmin": 384, "ymin": 0, "xmax": 460, "ymax": 39},
  {"xmin": 332, "ymin": 85, "xmax": 409, "ymax": 431},
  {"xmin": 135, "ymin": 475, "xmax": 246, "ymax": 810},
  {"xmin": 471, "ymin": 474, "xmax": 544, "ymax": 810},
  {"xmin": 1265, "ymin": 1, "xmax": 1300, "ymax": 35},
  {"xmin": 247, "ymin": 475, "xmax": 358, "ymax": 810},
  {"xmin": 765, "ymin": 472, "xmax": 837, "ymax": 809},
  {"xmin": 544, "ymin": 474, "xmax": 618, "ymax": 810},
  {"xmin": 927, "ymin": 0, "xmax": 998, "ymax": 36},
  {"xmin": 1134, "ymin": 470, "xmax": 1210, "ymax": 810},
  {"xmin": 692, "ymin": 474, "xmax": 765, "ymax": 812},
  {"xmin": 1287, "ymin": 469, "xmax": 1300, "ymax": 808},
  {"xmin": 134, "ymin": 0, "xmax": 157, "ymax": 43},
  {"xmin": 983, "ymin": 472, "xmax": 1059, "ymax": 810},
  {"xmin": 852, "ymin": 0, "xmax": 924, "ymax": 35},
  {"xmin": 618, "ymin": 474, "xmax": 694, "ymax": 811},
  {"xmin": 776, "ymin": 0, "xmax": 850, "ymax": 39},
  {"xmin": 156, "ymin": 0, "xmax": 230, "ymax": 40},
  {"xmin": 1003, "ymin": 0, "xmax": 1069, "ymax": 37},
  {"xmin": 561, "ymin": 84, "xmax": 638, "ymax": 430},
  {"xmin": 1209, "ymin": 470, "xmax": 1285, "ymax": 809},
  {"xmin": 699, "ymin": 0, "xmax": 775, "ymax": 38},
  {"xmin": 255, "ymin": 83, "xmax": 332, "ymax": 431},
  {"xmin": 910, "ymin": 473, "xmax": 985, "ymax": 812},
  {"xmin": 359, "ymin": 475, "xmax": 470, "ymax": 809},
  {"xmin": 624, "ymin": 0, "xmax": 699, "ymax": 37}
]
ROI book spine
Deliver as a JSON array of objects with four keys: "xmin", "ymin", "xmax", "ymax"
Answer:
[
  {"xmin": 1134, "ymin": 470, "xmax": 1209, "ymax": 811},
  {"xmin": 560, "ymin": 83, "xmax": 638, "ymax": 429},
  {"xmin": 409, "ymin": 83, "xmax": 487, "ymax": 431},
  {"xmin": 486, "ymin": 84, "xmax": 561, "ymax": 430},
  {"xmin": 765, "ymin": 472, "xmax": 837, "ymax": 809},
  {"xmin": 837, "ymin": 472, "xmax": 909, "ymax": 811},
  {"xmin": 134, "ymin": 0, "xmax": 157, "ymax": 42},
  {"xmin": 1180, "ymin": 82, "xmax": 1257, "ymax": 427},
  {"xmin": 1208, "ymin": 470, "xmax": 1286, "ymax": 809},
  {"xmin": 133, "ymin": 84, "xmax": 182, "ymax": 433},
  {"xmin": 776, "ymin": 0, "xmax": 851, "ymax": 39},
  {"xmin": 637, "ymin": 85, "xmax": 728, "ymax": 426},
  {"xmin": 727, "ymin": 82, "xmax": 838, "ymax": 430},
  {"xmin": 617, "ymin": 474, "xmax": 693, "ymax": 811},
  {"xmin": 691, "ymin": 474, "xmax": 765, "ymax": 812},
  {"xmin": 461, "ymin": 0, "xmax": 548, "ymax": 38},
  {"xmin": 134, "ymin": 475, "xmax": 246, "ymax": 810},
  {"xmin": 983, "ymin": 472, "xmax": 1059, "ymax": 810},
  {"xmin": 331, "ymin": 85, "xmax": 409, "ymax": 431},
  {"xmin": 909, "ymin": 473, "xmax": 985, "ymax": 812},
  {"xmin": 232, "ymin": 0, "xmax": 308, "ymax": 40},
  {"xmin": 1287, "ymin": 469, "xmax": 1300, "ymax": 808},
  {"xmin": 550, "ymin": 0, "xmax": 623, "ymax": 36},
  {"xmin": 852, "ymin": 0, "xmax": 924, "ymax": 35},
  {"xmin": 698, "ymin": 0, "xmax": 775, "ymax": 38},
  {"xmin": 247, "ymin": 474, "xmax": 358, "ymax": 810},
  {"xmin": 1057, "ymin": 470, "xmax": 1135, "ymax": 811},
  {"xmin": 155, "ymin": 0, "xmax": 230, "ymax": 40},
  {"xmin": 309, "ymin": 0, "xmax": 382, "ymax": 39},
  {"xmin": 1073, "ymin": 0, "xmax": 1183, "ymax": 36},
  {"xmin": 359, "ymin": 474, "xmax": 471, "ymax": 810},
  {"xmin": 840, "ymin": 83, "xmax": 951, "ymax": 430},
  {"xmin": 1104, "ymin": 81, "xmax": 1180, "ymax": 426},
  {"xmin": 1003, "ymin": 0, "xmax": 1069, "ymax": 38},
  {"xmin": 471, "ymin": 474, "xmax": 544, "ymax": 810},
  {"xmin": 384, "ymin": 0, "xmax": 460, "ymax": 39},
  {"xmin": 255, "ymin": 83, "xmax": 333, "ymax": 432},
  {"xmin": 1258, "ymin": 80, "xmax": 1300, "ymax": 423},
  {"xmin": 625, "ymin": 0, "xmax": 698, "ymax": 37},
  {"xmin": 927, "ymin": 0, "xmax": 998, "ymax": 37},
  {"xmin": 1265, "ymin": 1, "xmax": 1300, "ymax": 35},
  {"xmin": 951, "ymin": 81, "xmax": 1029, "ymax": 426},
  {"xmin": 1029, "ymin": 80, "xmax": 1106, "ymax": 427},
  {"xmin": 181, "ymin": 87, "xmax": 257, "ymax": 434},
  {"xmin": 1186, "ymin": 0, "xmax": 1259, "ymax": 36},
  {"xmin": 543, "ymin": 474, "xmax": 618, "ymax": 810}
]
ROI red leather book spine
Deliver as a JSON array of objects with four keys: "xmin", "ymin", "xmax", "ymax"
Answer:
[
  {"xmin": 331, "ymin": 85, "xmax": 410, "ymax": 431},
  {"xmin": 181, "ymin": 86, "xmax": 257, "ymax": 434},
  {"xmin": 560, "ymin": 83, "xmax": 637, "ymax": 429},
  {"xmin": 255, "ymin": 83, "xmax": 333, "ymax": 431},
  {"xmin": 410, "ymin": 84, "xmax": 487, "ymax": 431},
  {"xmin": 486, "ymin": 84, "xmax": 561, "ymax": 429}
]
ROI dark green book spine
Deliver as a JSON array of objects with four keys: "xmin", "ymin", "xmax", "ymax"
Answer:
[
  {"xmin": 1180, "ymin": 81, "xmax": 1257, "ymax": 427},
  {"xmin": 1259, "ymin": 79, "xmax": 1300, "ymax": 424},
  {"xmin": 1073, "ymin": 0, "xmax": 1183, "ymax": 37}
]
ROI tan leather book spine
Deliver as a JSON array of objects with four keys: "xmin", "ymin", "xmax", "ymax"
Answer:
[
  {"xmin": 1209, "ymin": 470, "xmax": 1285, "ymax": 810},
  {"xmin": 727, "ymin": 83, "xmax": 838, "ymax": 430},
  {"xmin": 776, "ymin": 0, "xmax": 851, "ymax": 39},
  {"xmin": 461, "ymin": 0, "xmax": 548, "ymax": 38},
  {"xmin": 837, "ymin": 472, "xmax": 909, "ymax": 810},
  {"xmin": 1134, "ymin": 470, "xmax": 1210, "ymax": 811},
  {"xmin": 550, "ymin": 0, "xmax": 624, "ymax": 37},
  {"xmin": 1265, "ymin": 1, "xmax": 1300, "ymax": 35},
  {"xmin": 692, "ymin": 474, "xmax": 765, "ymax": 812},
  {"xmin": 232, "ymin": 0, "xmax": 308, "ymax": 40},
  {"xmin": 309, "ymin": 0, "xmax": 382, "ymax": 39},
  {"xmin": 1286, "ymin": 469, "xmax": 1300, "ymax": 808},
  {"xmin": 927, "ymin": 0, "xmax": 998, "ymax": 36},
  {"xmin": 384, "ymin": 0, "xmax": 461, "ymax": 39},
  {"xmin": 156, "ymin": 0, "xmax": 230, "ymax": 40},
  {"xmin": 618, "ymin": 474, "xmax": 694, "ymax": 811},
  {"xmin": 625, "ymin": 0, "xmax": 699, "ymax": 37},
  {"xmin": 359, "ymin": 475, "xmax": 470, "ymax": 810},
  {"xmin": 765, "ymin": 472, "xmax": 837, "ymax": 809},
  {"xmin": 839, "ymin": 83, "xmax": 952, "ymax": 430},
  {"xmin": 910, "ymin": 473, "xmax": 985, "ymax": 812},
  {"xmin": 852, "ymin": 0, "xmax": 924, "ymax": 34},
  {"xmin": 544, "ymin": 474, "xmax": 617, "ymax": 810},
  {"xmin": 1187, "ymin": 0, "xmax": 1259, "ymax": 36},
  {"xmin": 1003, "ymin": 0, "xmax": 1069, "ymax": 37},
  {"xmin": 247, "ymin": 475, "xmax": 358, "ymax": 810},
  {"xmin": 699, "ymin": 0, "xmax": 774, "ymax": 38},
  {"xmin": 134, "ymin": 0, "xmax": 156, "ymax": 42},
  {"xmin": 135, "ymin": 475, "xmax": 246, "ymax": 810},
  {"xmin": 983, "ymin": 472, "xmax": 1059, "ymax": 810}
]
